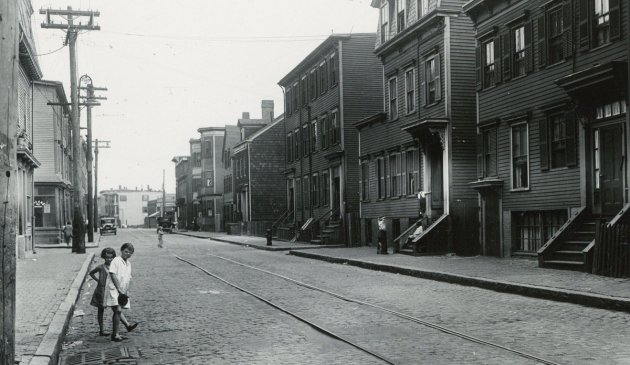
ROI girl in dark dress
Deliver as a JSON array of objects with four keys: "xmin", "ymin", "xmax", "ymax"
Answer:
[{"xmin": 89, "ymin": 247, "xmax": 116, "ymax": 336}]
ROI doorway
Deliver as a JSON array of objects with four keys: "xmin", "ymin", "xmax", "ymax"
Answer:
[
  {"xmin": 594, "ymin": 123, "xmax": 624, "ymax": 216},
  {"xmin": 429, "ymin": 141, "xmax": 444, "ymax": 213}
]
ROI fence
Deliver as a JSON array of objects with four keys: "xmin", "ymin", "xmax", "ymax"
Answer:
[{"xmin": 593, "ymin": 222, "xmax": 630, "ymax": 278}]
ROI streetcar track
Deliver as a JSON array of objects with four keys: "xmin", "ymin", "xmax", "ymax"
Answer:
[{"xmin": 175, "ymin": 253, "xmax": 563, "ymax": 365}]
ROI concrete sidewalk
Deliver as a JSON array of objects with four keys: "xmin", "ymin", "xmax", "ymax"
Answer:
[
  {"xmin": 175, "ymin": 230, "xmax": 344, "ymax": 250},
  {"xmin": 16, "ymin": 246, "xmax": 96, "ymax": 365},
  {"xmin": 178, "ymin": 231, "xmax": 630, "ymax": 313}
]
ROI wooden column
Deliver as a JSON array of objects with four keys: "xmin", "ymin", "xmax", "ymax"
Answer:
[{"xmin": 0, "ymin": 1, "xmax": 20, "ymax": 362}]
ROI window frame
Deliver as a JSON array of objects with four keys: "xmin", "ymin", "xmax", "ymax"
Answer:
[
  {"xmin": 404, "ymin": 67, "xmax": 416, "ymax": 114},
  {"xmin": 360, "ymin": 160, "xmax": 370, "ymax": 202},
  {"xmin": 321, "ymin": 171, "xmax": 330, "ymax": 207},
  {"xmin": 319, "ymin": 60, "xmax": 328, "ymax": 95},
  {"xmin": 423, "ymin": 54, "xmax": 441, "ymax": 106},
  {"xmin": 311, "ymin": 172, "xmax": 319, "ymax": 207},
  {"xmin": 405, "ymin": 148, "xmax": 419, "ymax": 196},
  {"xmin": 330, "ymin": 109, "xmax": 340, "ymax": 146},
  {"xmin": 397, "ymin": 0, "xmax": 406, "ymax": 32},
  {"xmin": 510, "ymin": 122, "xmax": 530, "ymax": 191},
  {"xmin": 388, "ymin": 76, "xmax": 399, "ymax": 120},
  {"xmin": 376, "ymin": 157, "xmax": 386, "ymax": 200},
  {"xmin": 381, "ymin": 2, "xmax": 390, "ymax": 43},
  {"xmin": 310, "ymin": 119, "xmax": 318, "ymax": 153}
]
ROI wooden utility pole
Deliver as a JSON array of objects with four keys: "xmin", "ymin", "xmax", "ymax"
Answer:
[
  {"xmin": 0, "ymin": 1, "xmax": 19, "ymax": 362},
  {"xmin": 40, "ymin": 7, "xmax": 100, "ymax": 253},
  {"xmin": 79, "ymin": 79, "xmax": 107, "ymax": 242},
  {"xmin": 93, "ymin": 140, "xmax": 110, "ymax": 233},
  {"xmin": 162, "ymin": 170, "xmax": 166, "ymax": 217}
]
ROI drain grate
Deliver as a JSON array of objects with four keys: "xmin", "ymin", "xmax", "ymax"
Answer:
[{"xmin": 60, "ymin": 346, "xmax": 139, "ymax": 365}]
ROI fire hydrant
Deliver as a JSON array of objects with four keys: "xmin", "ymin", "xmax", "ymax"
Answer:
[{"xmin": 266, "ymin": 229, "xmax": 272, "ymax": 246}]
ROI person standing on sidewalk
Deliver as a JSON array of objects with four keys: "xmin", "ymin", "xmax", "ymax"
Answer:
[
  {"xmin": 89, "ymin": 247, "xmax": 116, "ymax": 336},
  {"xmin": 107, "ymin": 242, "xmax": 138, "ymax": 341},
  {"xmin": 377, "ymin": 216, "xmax": 388, "ymax": 254},
  {"xmin": 62, "ymin": 221, "xmax": 72, "ymax": 246},
  {"xmin": 157, "ymin": 226, "xmax": 164, "ymax": 248}
]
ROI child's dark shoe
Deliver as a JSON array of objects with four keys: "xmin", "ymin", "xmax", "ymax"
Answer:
[
  {"xmin": 110, "ymin": 335, "xmax": 126, "ymax": 342},
  {"xmin": 126, "ymin": 322, "xmax": 138, "ymax": 332},
  {"xmin": 98, "ymin": 331, "xmax": 110, "ymax": 336}
]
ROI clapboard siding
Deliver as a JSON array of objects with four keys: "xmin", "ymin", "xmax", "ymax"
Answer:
[{"xmin": 33, "ymin": 83, "xmax": 66, "ymax": 183}]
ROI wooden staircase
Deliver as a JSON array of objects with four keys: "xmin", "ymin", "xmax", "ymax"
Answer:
[
  {"xmin": 538, "ymin": 207, "xmax": 607, "ymax": 272},
  {"xmin": 398, "ymin": 214, "xmax": 449, "ymax": 256},
  {"xmin": 310, "ymin": 218, "xmax": 342, "ymax": 245}
]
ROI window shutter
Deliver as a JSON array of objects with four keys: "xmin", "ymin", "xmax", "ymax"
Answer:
[
  {"xmin": 537, "ymin": 14, "xmax": 547, "ymax": 68},
  {"xmin": 476, "ymin": 133, "xmax": 484, "ymax": 179},
  {"xmin": 501, "ymin": 32, "xmax": 511, "ymax": 81},
  {"xmin": 565, "ymin": 111, "xmax": 577, "ymax": 167},
  {"xmin": 525, "ymin": 21, "xmax": 534, "ymax": 73},
  {"xmin": 420, "ymin": 61, "xmax": 426, "ymax": 106},
  {"xmin": 578, "ymin": 0, "xmax": 590, "ymax": 49},
  {"xmin": 401, "ymin": 152, "xmax": 407, "ymax": 194},
  {"xmin": 610, "ymin": 0, "xmax": 621, "ymax": 40},
  {"xmin": 563, "ymin": 0, "xmax": 573, "ymax": 58},
  {"xmin": 475, "ymin": 44, "xmax": 482, "ymax": 90},
  {"xmin": 434, "ymin": 54, "xmax": 441, "ymax": 101},
  {"xmin": 539, "ymin": 118, "xmax": 550, "ymax": 171},
  {"xmin": 494, "ymin": 36, "xmax": 502, "ymax": 84}
]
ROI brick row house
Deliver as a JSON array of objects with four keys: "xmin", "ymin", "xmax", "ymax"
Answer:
[
  {"xmin": 189, "ymin": 138, "xmax": 202, "ymax": 230},
  {"xmin": 278, "ymin": 33, "xmax": 383, "ymax": 245},
  {"xmin": 464, "ymin": 0, "xmax": 629, "ymax": 268},
  {"xmin": 357, "ymin": 0, "xmax": 479, "ymax": 254},
  {"xmin": 172, "ymin": 155, "xmax": 190, "ymax": 230},
  {"xmin": 231, "ymin": 113, "xmax": 286, "ymax": 236},
  {"xmin": 197, "ymin": 127, "xmax": 227, "ymax": 232},
  {"xmin": 221, "ymin": 125, "xmax": 241, "ymax": 230}
]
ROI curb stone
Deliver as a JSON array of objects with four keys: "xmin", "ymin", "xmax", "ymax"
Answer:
[
  {"xmin": 289, "ymin": 250, "xmax": 630, "ymax": 313},
  {"xmin": 27, "ymin": 252, "xmax": 95, "ymax": 365}
]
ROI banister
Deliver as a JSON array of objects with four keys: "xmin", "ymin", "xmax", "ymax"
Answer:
[
  {"xmin": 537, "ymin": 206, "xmax": 586, "ymax": 254},
  {"xmin": 607, "ymin": 202, "xmax": 630, "ymax": 227},
  {"xmin": 393, "ymin": 219, "xmax": 422, "ymax": 244},
  {"xmin": 412, "ymin": 214, "xmax": 448, "ymax": 243}
]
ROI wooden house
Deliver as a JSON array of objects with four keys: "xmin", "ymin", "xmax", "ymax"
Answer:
[
  {"xmin": 464, "ymin": 0, "xmax": 629, "ymax": 269},
  {"xmin": 172, "ymin": 155, "xmax": 190, "ymax": 230},
  {"xmin": 357, "ymin": 0, "xmax": 479, "ymax": 255},
  {"xmin": 277, "ymin": 33, "xmax": 383, "ymax": 245}
]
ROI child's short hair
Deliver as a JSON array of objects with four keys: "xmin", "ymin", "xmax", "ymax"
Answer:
[
  {"xmin": 121, "ymin": 242, "xmax": 135, "ymax": 253},
  {"xmin": 100, "ymin": 247, "xmax": 116, "ymax": 259}
]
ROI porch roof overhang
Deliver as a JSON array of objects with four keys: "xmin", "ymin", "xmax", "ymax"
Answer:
[
  {"xmin": 555, "ymin": 61, "xmax": 627, "ymax": 106},
  {"xmin": 354, "ymin": 112, "xmax": 386, "ymax": 130},
  {"xmin": 323, "ymin": 149, "xmax": 344, "ymax": 162},
  {"xmin": 17, "ymin": 147, "xmax": 41, "ymax": 168},
  {"xmin": 468, "ymin": 178, "xmax": 503, "ymax": 192},
  {"xmin": 400, "ymin": 118, "xmax": 449, "ymax": 136}
]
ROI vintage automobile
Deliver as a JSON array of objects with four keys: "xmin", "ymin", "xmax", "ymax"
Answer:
[
  {"xmin": 99, "ymin": 217, "xmax": 117, "ymax": 235},
  {"xmin": 157, "ymin": 216, "xmax": 175, "ymax": 233}
]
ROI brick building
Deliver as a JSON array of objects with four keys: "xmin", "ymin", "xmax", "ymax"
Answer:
[
  {"xmin": 197, "ymin": 127, "xmax": 227, "ymax": 232},
  {"xmin": 221, "ymin": 125, "xmax": 241, "ymax": 229},
  {"xmin": 172, "ymin": 155, "xmax": 190, "ymax": 229}
]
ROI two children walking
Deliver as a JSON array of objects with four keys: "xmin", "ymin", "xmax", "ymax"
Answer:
[{"xmin": 89, "ymin": 243, "xmax": 138, "ymax": 342}]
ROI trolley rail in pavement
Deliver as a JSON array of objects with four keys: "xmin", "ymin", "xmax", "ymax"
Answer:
[{"xmin": 175, "ymin": 254, "xmax": 563, "ymax": 365}]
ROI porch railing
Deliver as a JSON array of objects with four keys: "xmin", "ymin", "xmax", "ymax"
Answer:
[
  {"xmin": 271, "ymin": 209, "xmax": 293, "ymax": 236},
  {"xmin": 537, "ymin": 206, "xmax": 587, "ymax": 266},
  {"xmin": 409, "ymin": 214, "xmax": 449, "ymax": 255}
]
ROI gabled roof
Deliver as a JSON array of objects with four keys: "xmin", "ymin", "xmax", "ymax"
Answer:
[{"xmin": 233, "ymin": 114, "xmax": 285, "ymax": 153}]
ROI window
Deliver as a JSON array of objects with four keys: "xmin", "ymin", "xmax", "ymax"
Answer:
[
  {"xmin": 320, "ymin": 115, "xmax": 329, "ymax": 149},
  {"xmin": 203, "ymin": 138, "xmax": 213, "ymax": 159},
  {"xmin": 310, "ymin": 120, "xmax": 317, "ymax": 152},
  {"xmin": 330, "ymin": 109, "xmax": 340, "ymax": 145},
  {"xmin": 482, "ymin": 39, "xmax": 496, "ymax": 88},
  {"xmin": 312, "ymin": 173, "xmax": 319, "ymax": 207},
  {"xmin": 310, "ymin": 69, "xmax": 318, "ymax": 100},
  {"xmin": 319, "ymin": 61, "xmax": 327, "ymax": 94},
  {"xmin": 193, "ymin": 152, "xmax": 201, "ymax": 167},
  {"xmin": 595, "ymin": 0, "xmax": 611, "ymax": 46},
  {"xmin": 302, "ymin": 124, "xmax": 309, "ymax": 155},
  {"xmin": 361, "ymin": 160, "xmax": 370, "ymax": 201},
  {"xmin": 513, "ymin": 26, "xmax": 526, "ymax": 77},
  {"xmin": 539, "ymin": 2, "xmax": 573, "ymax": 68},
  {"xmin": 405, "ymin": 149, "xmax": 419, "ymax": 195},
  {"xmin": 511, "ymin": 123, "xmax": 529, "ymax": 189},
  {"xmin": 548, "ymin": 7, "xmax": 564, "ymax": 64},
  {"xmin": 381, "ymin": 2, "xmax": 390, "ymax": 43},
  {"xmin": 377, "ymin": 157, "xmax": 386, "ymax": 199},
  {"xmin": 286, "ymin": 87, "xmax": 292, "ymax": 115},
  {"xmin": 301, "ymin": 75, "xmax": 308, "ymax": 106},
  {"xmin": 596, "ymin": 100, "xmax": 626, "ymax": 119},
  {"xmin": 286, "ymin": 132, "xmax": 293, "ymax": 162},
  {"xmin": 539, "ymin": 111, "xmax": 577, "ymax": 170},
  {"xmin": 321, "ymin": 171, "xmax": 330, "ymax": 206},
  {"xmin": 397, "ymin": 0, "xmax": 406, "ymax": 32},
  {"xmin": 388, "ymin": 77, "xmax": 398, "ymax": 120},
  {"xmin": 389, "ymin": 153, "xmax": 402, "ymax": 197},
  {"xmin": 404, "ymin": 68, "xmax": 416, "ymax": 114},
  {"xmin": 329, "ymin": 53, "xmax": 339, "ymax": 86},
  {"xmin": 418, "ymin": 0, "xmax": 428, "ymax": 18},
  {"xmin": 423, "ymin": 54, "xmax": 441, "ymax": 105},
  {"xmin": 292, "ymin": 82, "xmax": 299, "ymax": 111},
  {"xmin": 205, "ymin": 172, "xmax": 214, "ymax": 188},
  {"xmin": 514, "ymin": 210, "xmax": 567, "ymax": 252},
  {"xmin": 294, "ymin": 128, "xmax": 300, "ymax": 160},
  {"xmin": 477, "ymin": 128, "xmax": 497, "ymax": 178}
]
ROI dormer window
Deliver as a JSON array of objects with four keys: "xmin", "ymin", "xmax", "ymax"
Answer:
[
  {"xmin": 380, "ymin": 2, "xmax": 390, "ymax": 43},
  {"xmin": 397, "ymin": 0, "xmax": 406, "ymax": 32}
]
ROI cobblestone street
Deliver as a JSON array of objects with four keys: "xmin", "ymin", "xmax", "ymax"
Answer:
[{"xmin": 59, "ymin": 229, "xmax": 630, "ymax": 364}]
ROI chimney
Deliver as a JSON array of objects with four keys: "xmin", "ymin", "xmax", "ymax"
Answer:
[
  {"xmin": 261, "ymin": 100, "xmax": 274, "ymax": 122},
  {"xmin": 118, "ymin": 185, "xmax": 122, "ymax": 190},
  {"xmin": 242, "ymin": 112, "xmax": 250, "ymax": 120}
]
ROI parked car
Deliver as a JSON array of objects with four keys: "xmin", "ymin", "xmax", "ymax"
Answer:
[
  {"xmin": 157, "ymin": 216, "xmax": 175, "ymax": 233},
  {"xmin": 99, "ymin": 217, "xmax": 117, "ymax": 235}
]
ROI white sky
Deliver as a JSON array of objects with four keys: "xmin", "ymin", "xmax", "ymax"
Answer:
[{"xmin": 30, "ymin": 0, "xmax": 378, "ymax": 193}]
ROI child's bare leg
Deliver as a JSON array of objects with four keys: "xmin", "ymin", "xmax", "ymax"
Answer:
[
  {"xmin": 111, "ymin": 306, "xmax": 121, "ymax": 338},
  {"xmin": 120, "ymin": 312, "xmax": 130, "ymax": 328},
  {"xmin": 97, "ymin": 307, "xmax": 106, "ymax": 334}
]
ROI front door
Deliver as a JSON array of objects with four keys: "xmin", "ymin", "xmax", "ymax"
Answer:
[
  {"xmin": 429, "ymin": 141, "xmax": 444, "ymax": 212},
  {"xmin": 332, "ymin": 166, "xmax": 341, "ymax": 219},
  {"xmin": 482, "ymin": 191, "xmax": 501, "ymax": 257},
  {"xmin": 598, "ymin": 124, "xmax": 624, "ymax": 216}
]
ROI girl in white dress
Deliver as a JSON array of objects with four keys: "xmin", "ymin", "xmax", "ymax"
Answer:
[{"xmin": 107, "ymin": 242, "xmax": 138, "ymax": 341}]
